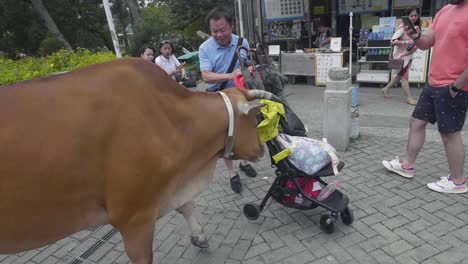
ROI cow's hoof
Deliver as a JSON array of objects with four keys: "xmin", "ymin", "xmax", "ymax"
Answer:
[{"xmin": 191, "ymin": 236, "xmax": 209, "ymax": 248}]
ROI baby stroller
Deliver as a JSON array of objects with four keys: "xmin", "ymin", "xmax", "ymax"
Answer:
[{"xmin": 238, "ymin": 47, "xmax": 354, "ymax": 234}]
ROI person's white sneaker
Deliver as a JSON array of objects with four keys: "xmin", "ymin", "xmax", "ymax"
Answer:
[
  {"xmin": 427, "ymin": 176, "xmax": 467, "ymax": 194},
  {"xmin": 382, "ymin": 156, "xmax": 414, "ymax": 178}
]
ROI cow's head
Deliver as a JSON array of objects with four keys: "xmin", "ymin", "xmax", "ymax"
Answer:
[{"xmin": 222, "ymin": 89, "xmax": 279, "ymax": 162}]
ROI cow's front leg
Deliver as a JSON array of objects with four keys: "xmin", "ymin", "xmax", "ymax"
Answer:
[
  {"xmin": 114, "ymin": 213, "xmax": 156, "ymax": 264},
  {"xmin": 176, "ymin": 201, "xmax": 209, "ymax": 248}
]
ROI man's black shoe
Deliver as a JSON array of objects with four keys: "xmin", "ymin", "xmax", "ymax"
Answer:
[
  {"xmin": 239, "ymin": 163, "xmax": 257, "ymax": 177},
  {"xmin": 230, "ymin": 174, "xmax": 242, "ymax": 193}
]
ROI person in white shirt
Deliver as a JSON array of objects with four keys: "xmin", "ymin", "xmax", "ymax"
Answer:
[{"xmin": 155, "ymin": 40, "xmax": 186, "ymax": 79}]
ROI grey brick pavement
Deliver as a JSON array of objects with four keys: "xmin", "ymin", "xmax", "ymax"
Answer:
[{"xmin": 1, "ymin": 84, "xmax": 467, "ymax": 264}]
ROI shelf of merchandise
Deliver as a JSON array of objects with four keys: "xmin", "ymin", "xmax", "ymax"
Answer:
[
  {"xmin": 356, "ymin": 39, "xmax": 391, "ymax": 84},
  {"xmin": 358, "ymin": 60, "xmax": 389, "ymax": 63},
  {"xmin": 360, "ymin": 47, "xmax": 391, "ymax": 49}
]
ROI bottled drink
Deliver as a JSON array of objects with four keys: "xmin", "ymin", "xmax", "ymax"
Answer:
[
  {"xmin": 359, "ymin": 29, "xmax": 364, "ymax": 45},
  {"xmin": 364, "ymin": 28, "xmax": 370, "ymax": 43},
  {"xmin": 378, "ymin": 31, "xmax": 384, "ymax": 40}
]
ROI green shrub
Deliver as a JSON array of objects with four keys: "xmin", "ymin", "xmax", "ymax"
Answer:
[
  {"xmin": 38, "ymin": 35, "xmax": 66, "ymax": 56},
  {"xmin": 0, "ymin": 48, "xmax": 117, "ymax": 85}
]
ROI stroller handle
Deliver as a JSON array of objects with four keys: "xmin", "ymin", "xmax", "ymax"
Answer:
[
  {"xmin": 236, "ymin": 46, "xmax": 250, "ymax": 69},
  {"xmin": 236, "ymin": 46, "xmax": 264, "ymax": 71},
  {"xmin": 255, "ymin": 43, "xmax": 271, "ymax": 67},
  {"xmin": 248, "ymin": 49, "xmax": 264, "ymax": 71}
]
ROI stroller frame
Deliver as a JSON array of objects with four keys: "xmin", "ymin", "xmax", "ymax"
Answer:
[
  {"xmin": 243, "ymin": 130, "xmax": 354, "ymax": 234},
  {"xmin": 237, "ymin": 43, "xmax": 354, "ymax": 233}
]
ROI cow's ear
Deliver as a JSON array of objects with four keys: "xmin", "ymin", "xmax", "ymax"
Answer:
[{"xmin": 238, "ymin": 100, "xmax": 264, "ymax": 115}]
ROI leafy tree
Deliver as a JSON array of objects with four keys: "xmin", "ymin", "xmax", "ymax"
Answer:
[
  {"xmin": 111, "ymin": 0, "xmax": 133, "ymax": 53},
  {"xmin": 129, "ymin": 4, "xmax": 173, "ymax": 56},
  {"xmin": 155, "ymin": 0, "xmax": 233, "ymax": 31},
  {"xmin": 124, "ymin": 0, "xmax": 141, "ymax": 24},
  {"xmin": 31, "ymin": 0, "xmax": 72, "ymax": 49},
  {"xmin": 151, "ymin": 0, "xmax": 234, "ymax": 51},
  {"xmin": 0, "ymin": 0, "xmax": 47, "ymax": 57},
  {"xmin": 44, "ymin": 0, "xmax": 110, "ymax": 51},
  {"xmin": 0, "ymin": 0, "xmax": 236, "ymax": 58},
  {"xmin": 38, "ymin": 34, "xmax": 66, "ymax": 56}
]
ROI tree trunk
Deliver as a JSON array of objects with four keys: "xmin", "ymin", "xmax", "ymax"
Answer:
[
  {"xmin": 31, "ymin": 0, "xmax": 72, "ymax": 49},
  {"xmin": 125, "ymin": 0, "xmax": 141, "ymax": 24}
]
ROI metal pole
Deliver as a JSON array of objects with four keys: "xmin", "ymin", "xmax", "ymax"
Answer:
[
  {"xmin": 102, "ymin": 0, "xmax": 122, "ymax": 58},
  {"xmin": 237, "ymin": 0, "xmax": 245, "ymax": 37},
  {"xmin": 349, "ymin": 12, "xmax": 353, "ymax": 75}
]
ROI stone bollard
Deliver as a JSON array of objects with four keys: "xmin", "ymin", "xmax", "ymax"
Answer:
[{"xmin": 323, "ymin": 68, "xmax": 352, "ymax": 151}]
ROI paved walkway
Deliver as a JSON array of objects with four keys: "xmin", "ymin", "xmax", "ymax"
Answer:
[{"xmin": 2, "ymin": 84, "xmax": 468, "ymax": 264}]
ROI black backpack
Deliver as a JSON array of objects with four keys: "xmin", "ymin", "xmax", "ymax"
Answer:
[{"xmin": 280, "ymin": 103, "xmax": 307, "ymax": 137}]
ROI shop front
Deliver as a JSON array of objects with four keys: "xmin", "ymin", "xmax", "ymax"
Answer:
[{"xmin": 237, "ymin": 0, "xmax": 449, "ymax": 84}]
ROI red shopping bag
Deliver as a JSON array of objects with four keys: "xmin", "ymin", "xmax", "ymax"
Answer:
[
  {"xmin": 234, "ymin": 74, "xmax": 246, "ymax": 89},
  {"xmin": 282, "ymin": 178, "xmax": 321, "ymax": 206}
]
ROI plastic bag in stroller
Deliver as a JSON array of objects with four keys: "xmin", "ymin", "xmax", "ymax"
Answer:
[{"xmin": 244, "ymin": 98, "xmax": 354, "ymax": 234}]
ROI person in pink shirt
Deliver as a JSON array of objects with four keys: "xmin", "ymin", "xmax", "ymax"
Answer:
[
  {"xmin": 382, "ymin": 0, "xmax": 468, "ymax": 194},
  {"xmin": 381, "ymin": 7, "xmax": 420, "ymax": 105}
]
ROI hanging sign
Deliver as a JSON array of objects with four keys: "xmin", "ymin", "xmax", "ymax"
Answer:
[
  {"xmin": 393, "ymin": 0, "xmax": 422, "ymax": 9},
  {"xmin": 338, "ymin": 0, "xmax": 390, "ymax": 15},
  {"xmin": 313, "ymin": 6, "xmax": 325, "ymax": 15},
  {"xmin": 264, "ymin": 0, "xmax": 305, "ymax": 21},
  {"xmin": 268, "ymin": 20, "xmax": 302, "ymax": 41}
]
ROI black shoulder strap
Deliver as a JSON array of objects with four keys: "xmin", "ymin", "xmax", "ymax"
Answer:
[{"xmin": 219, "ymin": 37, "xmax": 243, "ymax": 91}]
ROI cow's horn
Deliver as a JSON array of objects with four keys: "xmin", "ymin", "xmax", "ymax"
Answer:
[
  {"xmin": 238, "ymin": 100, "xmax": 264, "ymax": 115},
  {"xmin": 247, "ymin": 90, "xmax": 284, "ymax": 103},
  {"xmin": 246, "ymin": 90, "xmax": 274, "ymax": 100}
]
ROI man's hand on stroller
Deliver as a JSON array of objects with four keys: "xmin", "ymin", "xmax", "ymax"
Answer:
[{"xmin": 231, "ymin": 68, "xmax": 242, "ymax": 79}]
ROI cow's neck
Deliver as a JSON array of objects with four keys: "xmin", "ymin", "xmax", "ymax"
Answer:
[
  {"xmin": 217, "ymin": 91, "xmax": 234, "ymax": 159},
  {"xmin": 186, "ymin": 91, "xmax": 236, "ymax": 163}
]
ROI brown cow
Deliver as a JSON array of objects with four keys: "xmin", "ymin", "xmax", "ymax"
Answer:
[{"xmin": 0, "ymin": 58, "xmax": 275, "ymax": 263}]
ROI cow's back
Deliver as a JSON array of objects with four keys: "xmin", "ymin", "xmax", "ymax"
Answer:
[{"xmin": 0, "ymin": 58, "xmax": 190, "ymax": 252}]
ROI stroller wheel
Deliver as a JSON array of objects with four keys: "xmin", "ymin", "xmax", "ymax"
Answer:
[
  {"xmin": 243, "ymin": 203, "xmax": 260, "ymax": 220},
  {"xmin": 340, "ymin": 207, "xmax": 354, "ymax": 225},
  {"xmin": 320, "ymin": 215, "xmax": 335, "ymax": 234}
]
